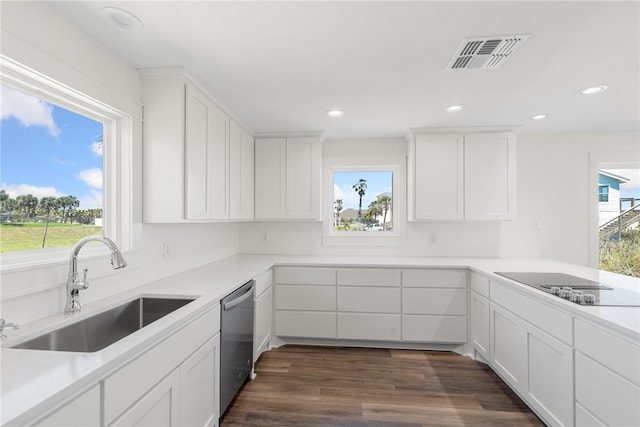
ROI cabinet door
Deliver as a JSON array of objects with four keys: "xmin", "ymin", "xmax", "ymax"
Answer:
[
  {"xmin": 526, "ymin": 325, "xmax": 573, "ymax": 427},
  {"xmin": 229, "ymin": 121, "xmax": 253, "ymax": 220},
  {"xmin": 285, "ymin": 137, "xmax": 321, "ymax": 219},
  {"xmin": 185, "ymin": 84, "xmax": 229, "ymax": 220},
  {"xmin": 254, "ymin": 287, "xmax": 272, "ymax": 360},
  {"xmin": 254, "ymin": 138, "xmax": 286, "ymax": 219},
  {"xmin": 410, "ymin": 134, "xmax": 464, "ymax": 220},
  {"xmin": 209, "ymin": 105, "xmax": 230, "ymax": 220},
  {"xmin": 185, "ymin": 83, "xmax": 212, "ymax": 220},
  {"xmin": 464, "ymin": 132, "xmax": 515, "ymax": 220},
  {"xmin": 275, "ymin": 311, "xmax": 336, "ymax": 338},
  {"xmin": 180, "ymin": 336, "xmax": 219, "ymax": 427},
  {"xmin": 111, "ymin": 369, "xmax": 180, "ymax": 427},
  {"xmin": 471, "ymin": 291, "xmax": 490, "ymax": 360},
  {"xmin": 35, "ymin": 385, "xmax": 100, "ymax": 427},
  {"xmin": 490, "ymin": 302, "xmax": 527, "ymax": 392}
]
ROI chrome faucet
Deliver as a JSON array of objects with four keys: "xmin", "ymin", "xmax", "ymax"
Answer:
[
  {"xmin": 0, "ymin": 319, "xmax": 19, "ymax": 338},
  {"xmin": 65, "ymin": 236, "xmax": 127, "ymax": 314}
]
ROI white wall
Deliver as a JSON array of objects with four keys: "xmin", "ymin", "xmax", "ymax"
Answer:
[
  {"xmin": 0, "ymin": 2, "xmax": 239, "ymax": 325},
  {"xmin": 240, "ymin": 138, "xmax": 503, "ymax": 257},
  {"xmin": 240, "ymin": 132, "xmax": 640, "ymax": 264},
  {"xmin": 500, "ymin": 131, "xmax": 639, "ymax": 265}
]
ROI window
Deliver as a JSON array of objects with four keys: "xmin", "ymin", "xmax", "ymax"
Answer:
[
  {"xmin": 1, "ymin": 85, "xmax": 104, "ymax": 252},
  {"xmin": 330, "ymin": 167, "xmax": 396, "ymax": 234},
  {"xmin": 599, "ymin": 185, "xmax": 609, "ymax": 202},
  {"xmin": 0, "ymin": 57, "xmax": 133, "ymax": 268}
]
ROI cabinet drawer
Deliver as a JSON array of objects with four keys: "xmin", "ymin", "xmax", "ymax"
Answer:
[
  {"xmin": 338, "ymin": 313, "xmax": 401, "ymax": 341},
  {"xmin": 276, "ymin": 285, "xmax": 336, "ymax": 311},
  {"xmin": 254, "ymin": 269, "xmax": 273, "ymax": 298},
  {"xmin": 402, "ymin": 269, "xmax": 467, "ymax": 288},
  {"xmin": 575, "ymin": 318, "xmax": 640, "ymax": 385},
  {"xmin": 402, "ymin": 288, "xmax": 466, "ymax": 315},
  {"xmin": 104, "ymin": 305, "xmax": 219, "ymax": 425},
  {"xmin": 337, "ymin": 287, "xmax": 400, "ymax": 313},
  {"xmin": 575, "ymin": 351, "xmax": 640, "ymax": 426},
  {"xmin": 337, "ymin": 268, "xmax": 401, "ymax": 287},
  {"xmin": 276, "ymin": 267, "xmax": 336, "ymax": 285},
  {"xmin": 490, "ymin": 280, "xmax": 572, "ymax": 344},
  {"xmin": 402, "ymin": 315, "xmax": 467, "ymax": 343},
  {"xmin": 275, "ymin": 311, "xmax": 336, "ymax": 338},
  {"xmin": 470, "ymin": 273, "xmax": 490, "ymax": 297}
]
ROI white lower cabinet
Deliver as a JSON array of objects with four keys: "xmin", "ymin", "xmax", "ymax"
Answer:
[
  {"xmin": 254, "ymin": 269, "xmax": 273, "ymax": 361},
  {"xmin": 574, "ymin": 319, "xmax": 640, "ymax": 426},
  {"xmin": 490, "ymin": 297, "xmax": 573, "ymax": 427},
  {"xmin": 274, "ymin": 267, "xmax": 337, "ymax": 339},
  {"xmin": 105, "ymin": 306, "xmax": 220, "ymax": 426},
  {"xmin": 337, "ymin": 313, "xmax": 401, "ymax": 341},
  {"xmin": 179, "ymin": 336, "xmax": 220, "ymax": 427},
  {"xmin": 111, "ymin": 370, "xmax": 180, "ymax": 427},
  {"xmin": 470, "ymin": 291, "xmax": 490, "ymax": 360},
  {"xmin": 35, "ymin": 385, "xmax": 101, "ymax": 426}
]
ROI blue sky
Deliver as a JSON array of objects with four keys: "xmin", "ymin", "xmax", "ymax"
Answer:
[
  {"xmin": 333, "ymin": 171, "xmax": 392, "ymax": 210},
  {"xmin": 1, "ymin": 85, "xmax": 103, "ymax": 209}
]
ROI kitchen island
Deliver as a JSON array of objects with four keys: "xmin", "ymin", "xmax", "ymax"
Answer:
[{"xmin": 1, "ymin": 255, "xmax": 638, "ymax": 426}]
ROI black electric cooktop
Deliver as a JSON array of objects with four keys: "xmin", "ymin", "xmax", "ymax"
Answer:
[{"xmin": 494, "ymin": 272, "xmax": 640, "ymax": 307}]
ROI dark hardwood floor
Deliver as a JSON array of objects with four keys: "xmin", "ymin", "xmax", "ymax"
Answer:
[{"xmin": 221, "ymin": 345, "xmax": 544, "ymax": 426}]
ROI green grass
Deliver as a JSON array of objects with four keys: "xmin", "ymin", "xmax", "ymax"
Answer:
[
  {"xmin": 0, "ymin": 223, "xmax": 102, "ymax": 252},
  {"xmin": 600, "ymin": 229, "xmax": 640, "ymax": 278}
]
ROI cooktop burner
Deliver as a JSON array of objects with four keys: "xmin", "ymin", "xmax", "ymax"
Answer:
[{"xmin": 494, "ymin": 272, "xmax": 640, "ymax": 307}]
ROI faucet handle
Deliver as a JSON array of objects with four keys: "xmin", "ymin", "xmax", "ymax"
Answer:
[
  {"xmin": 0, "ymin": 319, "xmax": 20, "ymax": 339},
  {"xmin": 79, "ymin": 268, "xmax": 90, "ymax": 289}
]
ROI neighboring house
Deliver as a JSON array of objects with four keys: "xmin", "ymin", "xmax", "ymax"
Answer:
[{"xmin": 598, "ymin": 170, "xmax": 630, "ymax": 225}]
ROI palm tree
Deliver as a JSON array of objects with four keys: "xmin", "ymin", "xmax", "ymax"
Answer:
[
  {"xmin": 334, "ymin": 199, "xmax": 343, "ymax": 227},
  {"xmin": 16, "ymin": 194, "xmax": 38, "ymax": 222},
  {"xmin": 352, "ymin": 179, "xmax": 367, "ymax": 219},
  {"xmin": 57, "ymin": 195, "xmax": 80, "ymax": 223},
  {"xmin": 378, "ymin": 195, "xmax": 392, "ymax": 229},
  {"xmin": 367, "ymin": 200, "xmax": 383, "ymax": 227},
  {"xmin": 39, "ymin": 196, "xmax": 58, "ymax": 248}
]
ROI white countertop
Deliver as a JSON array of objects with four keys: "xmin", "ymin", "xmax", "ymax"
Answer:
[{"xmin": 2, "ymin": 254, "xmax": 639, "ymax": 425}]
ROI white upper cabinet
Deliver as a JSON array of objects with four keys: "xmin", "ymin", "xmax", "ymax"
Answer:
[
  {"xmin": 410, "ymin": 133, "xmax": 464, "ymax": 220},
  {"xmin": 254, "ymin": 134, "xmax": 322, "ymax": 220},
  {"xmin": 185, "ymin": 83, "xmax": 229, "ymax": 220},
  {"xmin": 229, "ymin": 120, "xmax": 254, "ymax": 220},
  {"xmin": 464, "ymin": 132, "xmax": 516, "ymax": 220},
  {"xmin": 407, "ymin": 130, "xmax": 516, "ymax": 221},
  {"xmin": 140, "ymin": 68, "xmax": 253, "ymax": 223}
]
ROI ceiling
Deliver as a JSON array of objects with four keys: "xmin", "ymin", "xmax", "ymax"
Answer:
[{"xmin": 47, "ymin": 1, "xmax": 640, "ymax": 139}]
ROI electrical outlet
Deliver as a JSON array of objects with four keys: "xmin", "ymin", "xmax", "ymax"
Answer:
[
  {"xmin": 162, "ymin": 241, "xmax": 170, "ymax": 258},
  {"xmin": 428, "ymin": 233, "xmax": 437, "ymax": 244},
  {"xmin": 261, "ymin": 233, "xmax": 268, "ymax": 242}
]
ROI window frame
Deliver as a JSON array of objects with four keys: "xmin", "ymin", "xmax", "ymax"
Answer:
[
  {"xmin": 0, "ymin": 57, "xmax": 133, "ymax": 271},
  {"xmin": 323, "ymin": 164, "xmax": 403, "ymax": 245},
  {"xmin": 598, "ymin": 185, "xmax": 610, "ymax": 202}
]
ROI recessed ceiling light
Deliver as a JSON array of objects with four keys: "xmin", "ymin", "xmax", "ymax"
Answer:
[
  {"xmin": 580, "ymin": 85, "xmax": 608, "ymax": 95},
  {"xmin": 531, "ymin": 113, "xmax": 548, "ymax": 120},
  {"xmin": 446, "ymin": 104, "xmax": 465, "ymax": 112},
  {"xmin": 100, "ymin": 7, "xmax": 144, "ymax": 31},
  {"xmin": 326, "ymin": 109, "xmax": 344, "ymax": 118}
]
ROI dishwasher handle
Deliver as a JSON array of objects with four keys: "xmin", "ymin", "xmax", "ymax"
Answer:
[{"xmin": 223, "ymin": 284, "xmax": 254, "ymax": 311}]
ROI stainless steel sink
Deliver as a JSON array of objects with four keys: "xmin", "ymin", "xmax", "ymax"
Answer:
[{"xmin": 11, "ymin": 297, "xmax": 195, "ymax": 352}]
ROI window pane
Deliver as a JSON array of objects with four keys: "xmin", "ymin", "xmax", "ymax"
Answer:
[
  {"xmin": 333, "ymin": 171, "xmax": 393, "ymax": 232},
  {"xmin": 0, "ymin": 85, "xmax": 103, "ymax": 252}
]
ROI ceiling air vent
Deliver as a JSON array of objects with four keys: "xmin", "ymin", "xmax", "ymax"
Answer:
[{"xmin": 447, "ymin": 35, "xmax": 529, "ymax": 70}]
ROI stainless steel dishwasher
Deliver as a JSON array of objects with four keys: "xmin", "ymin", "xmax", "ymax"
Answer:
[{"xmin": 220, "ymin": 280, "xmax": 255, "ymax": 416}]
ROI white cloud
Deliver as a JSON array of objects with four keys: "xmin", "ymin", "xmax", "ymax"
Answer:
[
  {"xmin": 334, "ymin": 183, "xmax": 361, "ymax": 210},
  {"xmin": 91, "ymin": 141, "xmax": 103, "ymax": 156},
  {"xmin": 1, "ymin": 182, "xmax": 64, "ymax": 199},
  {"xmin": 78, "ymin": 189, "xmax": 103, "ymax": 209},
  {"xmin": 77, "ymin": 168, "xmax": 102, "ymax": 189},
  {"xmin": 1, "ymin": 85, "xmax": 61, "ymax": 137}
]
